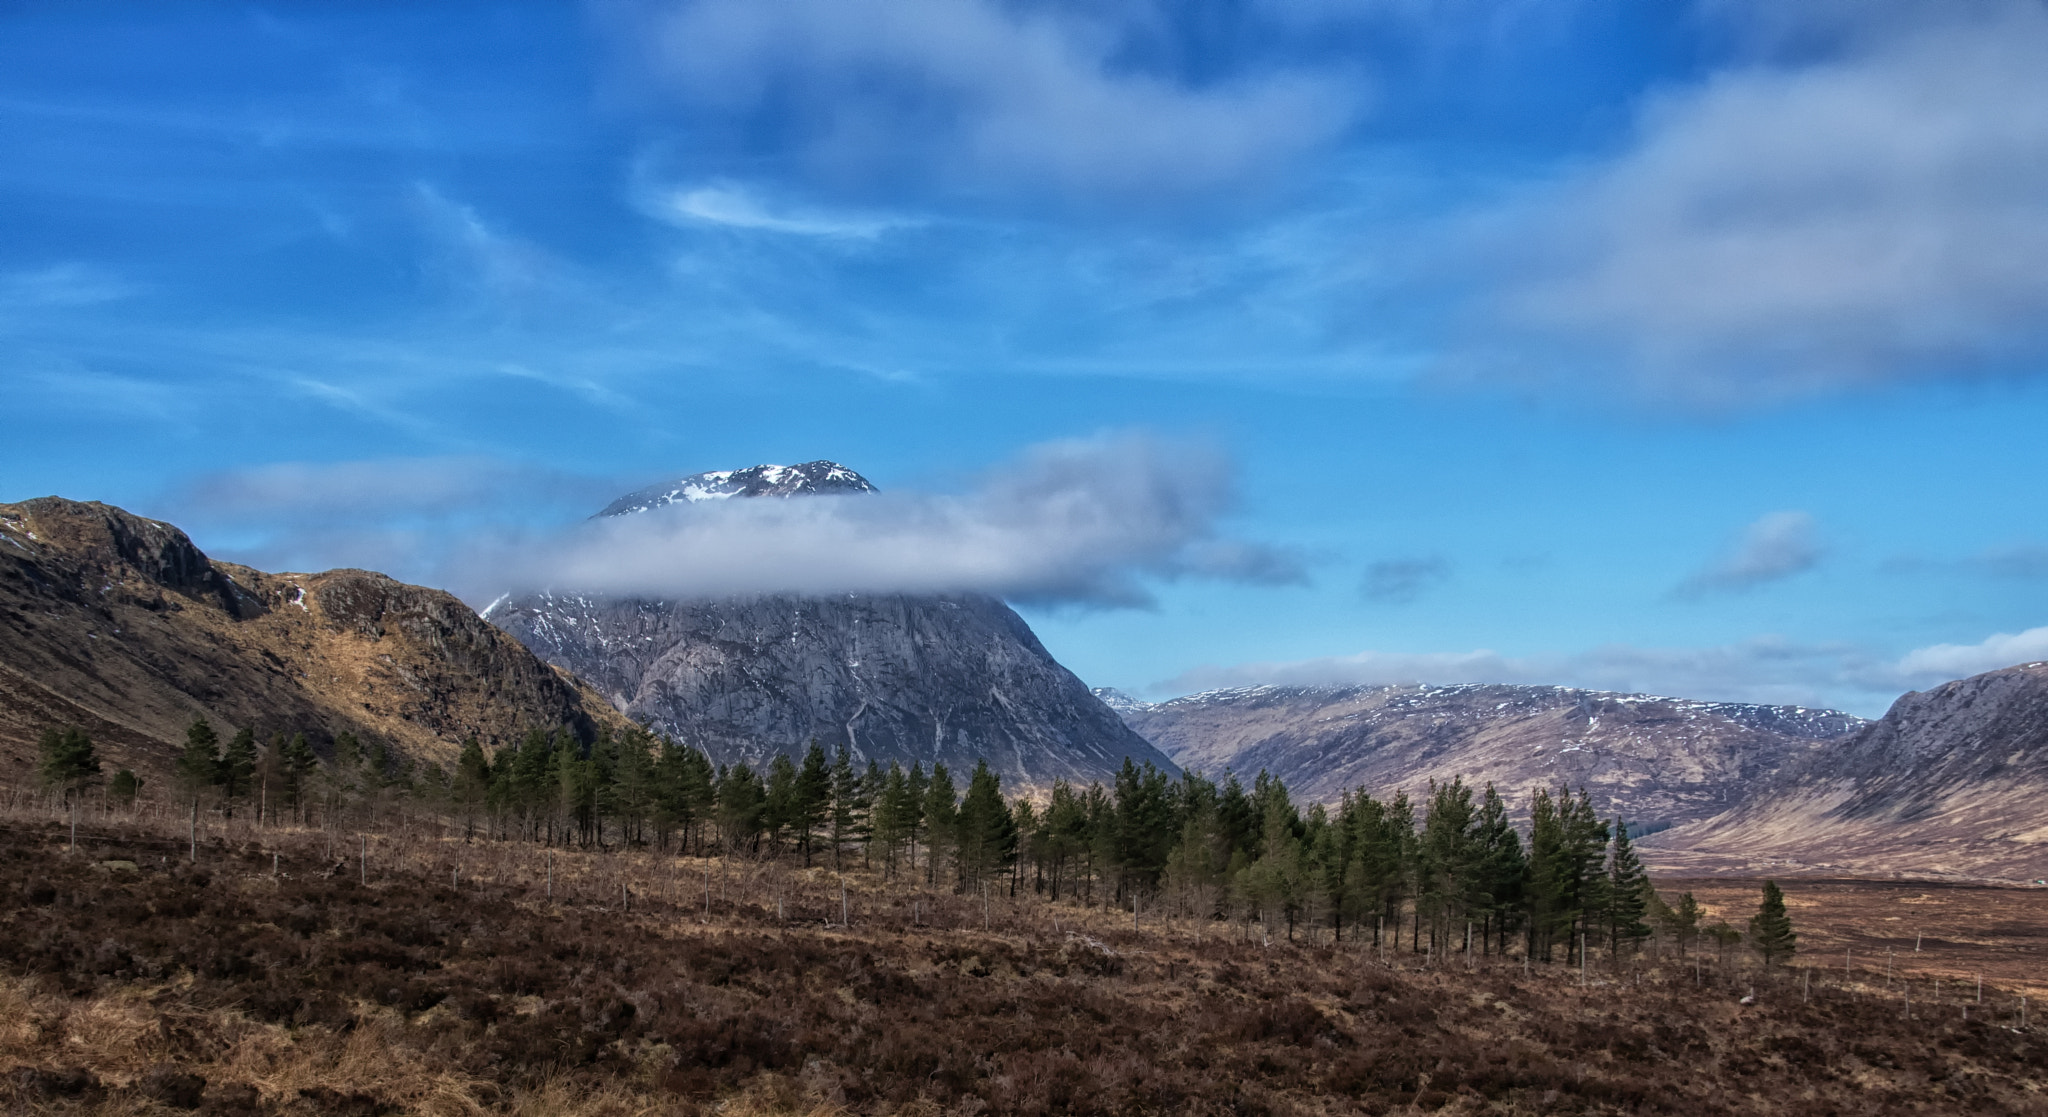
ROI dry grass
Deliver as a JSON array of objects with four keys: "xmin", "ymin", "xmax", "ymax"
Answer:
[{"xmin": 1, "ymin": 806, "xmax": 2044, "ymax": 1115}]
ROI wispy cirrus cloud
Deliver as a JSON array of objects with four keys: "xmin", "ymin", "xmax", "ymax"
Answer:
[
  {"xmin": 0, "ymin": 263, "xmax": 136, "ymax": 309},
  {"xmin": 654, "ymin": 182, "xmax": 917, "ymax": 238},
  {"xmin": 1674, "ymin": 511, "xmax": 1820, "ymax": 598}
]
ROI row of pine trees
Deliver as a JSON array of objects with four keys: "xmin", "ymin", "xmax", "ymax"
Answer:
[{"xmin": 43, "ymin": 718, "xmax": 1796, "ymax": 965}]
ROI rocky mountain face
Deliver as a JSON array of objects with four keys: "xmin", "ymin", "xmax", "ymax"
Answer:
[
  {"xmin": 0, "ymin": 498, "xmax": 623, "ymax": 781},
  {"xmin": 1102, "ymin": 683, "xmax": 1865, "ymax": 828},
  {"xmin": 487, "ymin": 463, "xmax": 1175, "ymax": 789},
  {"xmin": 1653, "ymin": 661, "xmax": 2048, "ymax": 881}
]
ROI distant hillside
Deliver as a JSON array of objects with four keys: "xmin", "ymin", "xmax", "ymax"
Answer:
[
  {"xmin": 1653, "ymin": 661, "xmax": 2048, "ymax": 881},
  {"xmin": 1103, "ymin": 683, "xmax": 1865, "ymax": 828},
  {"xmin": 487, "ymin": 462, "xmax": 1176, "ymax": 790},
  {"xmin": 0, "ymin": 497, "xmax": 623, "ymax": 781}
]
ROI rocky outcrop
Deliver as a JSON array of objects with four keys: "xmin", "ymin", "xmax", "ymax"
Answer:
[
  {"xmin": 486, "ymin": 462, "xmax": 1176, "ymax": 789},
  {"xmin": 0, "ymin": 497, "xmax": 623, "ymax": 781},
  {"xmin": 1104, "ymin": 683, "xmax": 1864, "ymax": 828},
  {"xmin": 1654, "ymin": 661, "xmax": 2048, "ymax": 881}
]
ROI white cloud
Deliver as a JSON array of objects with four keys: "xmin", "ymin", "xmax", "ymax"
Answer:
[
  {"xmin": 657, "ymin": 182, "xmax": 915, "ymax": 238},
  {"xmin": 1468, "ymin": 1, "xmax": 2048, "ymax": 403},
  {"xmin": 1675, "ymin": 511, "xmax": 1820, "ymax": 597},
  {"xmin": 456, "ymin": 434, "xmax": 1304, "ymax": 607},
  {"xmin": 1894, "ymin": 625, "xmax": 2048, "ymax": 678},
  {"xmin": 609, "ymin": 0, "xmax": 1355, "ymax": 197}
]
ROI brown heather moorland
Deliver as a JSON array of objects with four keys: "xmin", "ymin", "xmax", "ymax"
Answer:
[{"xmin": 1, "ymin": 808, "xmax": 2044, "ymax": 1116}]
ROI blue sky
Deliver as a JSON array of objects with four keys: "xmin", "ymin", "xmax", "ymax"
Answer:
[{"xmin": 7, "ymin": 0, "xmax": 2048, "ymax": 716}]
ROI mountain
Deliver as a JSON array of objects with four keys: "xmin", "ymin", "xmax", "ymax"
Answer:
[
  {"xmin": 1652, "ymin": 660, "xmax": 2048, "ymax": 881},
  {"xmin": 486, "ymin": 462, "xmax": 1175, "ymax": 789},
  {"xmin": 1102, "ymin": 683, "xmax": 1865, "ymax": 828},
  {"xmin": 597, "ymin": 460, "xmax": 876, "ymax": 516},
  {"xmin": 0, "ymin": 497, "xmax": 623, "ymax": 780}
]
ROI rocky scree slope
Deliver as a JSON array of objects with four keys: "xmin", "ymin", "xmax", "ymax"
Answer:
[
  {"xmin": 1655, "ymin": 660, "xmax": 2048, "ymax": 881},
  {"xmin": 486, "ymin": 462, "xmax": 1175, "ymax": 789},
  {"xmin": 0, "ymin": 498, "xmax": 622, "ymax": 781},
  {"xmin": 1101, "ymin": 684, "xmax": 1863, "ymax": 828}
]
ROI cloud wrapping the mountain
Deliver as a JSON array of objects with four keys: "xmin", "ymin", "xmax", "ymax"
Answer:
[
  {"xmin": 451, "ymin": 434, "xmax": 1302, "ymax": 607},
  {"xmin": 1675, "ymin": 511, "xmax": 1820, "ymax": 597},
  {"xmin": 1467, "ymin": 0, "xmax": 2048, "ymax": 403}
]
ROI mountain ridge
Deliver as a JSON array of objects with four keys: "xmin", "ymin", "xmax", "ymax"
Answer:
[
  {"xmin": 0, "ymin": 496, "xmax": 625, "ymax": 780},
  {"xmin": 1103, "ymin": 681, "xmax": 1865, "ymax": 827},
  {"xmin": 1650, "ymin": 660, "xmax": 2048, "ymax": 881}
]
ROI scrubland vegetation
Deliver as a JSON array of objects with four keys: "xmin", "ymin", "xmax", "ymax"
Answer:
[
  {"xmin": 2, "ymin": 800, "xmax": 2045, "ymax": 1116},
  {"xmin": 9, "ymin": 722, "xmax": 2046, "ymax": 1114}
]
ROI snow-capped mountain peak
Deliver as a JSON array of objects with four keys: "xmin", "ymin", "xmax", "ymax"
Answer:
[{"xmin": 597, "ymin": 460, "xmax": 877, "ymax": 517}]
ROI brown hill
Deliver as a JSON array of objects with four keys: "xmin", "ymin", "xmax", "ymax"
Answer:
[
  {"xmin": 1650, "ymin": 661, "xmax": 2048, "ymax": 882},
  {"xmin": 1105, "ymin": 683, "xmax": 1864, "ymax": 828},
  {"xmin": 0, "ymin": 497, "xmax": 624, "ymax": 782}
]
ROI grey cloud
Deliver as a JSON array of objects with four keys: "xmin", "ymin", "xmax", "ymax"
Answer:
[
  {"xmin": 1887, "ymin": 542, "xmax": 2048, "ymax": 579},
  {"xmin": 1674, "ymin": 511, "xmax": 1820, "ymax": 597},
  {"xmin": 163, "ymin": 457, "xmax": 621, "ymax": 578},
  {"xmin": 1462, "ymin": 2, "xmax": 2048, "ymax": 404},
  {"xmin": 456, "ymin": 434, "xmax": 1303, "ymax": 607},
  {"xmin": 171, "ymin": 457, "xmax": 613, "ymax": 522},
  {"xmin": 1360, "ymin": 556, "xmax": 1449, "ymax": 603},
  {"xmin": 610, "ymin": 0, "xmax": 1355, "ymax": 198}
]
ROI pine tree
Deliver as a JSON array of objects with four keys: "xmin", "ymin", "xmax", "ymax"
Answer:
[
  {"xmin": 1042, "ymin": 778, "xmax": 1089, "ymax": 900},
  {"xmin": 1417, "ymin": 778, "xmax": 1478, "ymax": 956},
  {"xmin": 794, "ymin": 742, "xmax": 832, "ymax": 866},
  {"xmin": 36, "ymin": 726, "xmax": 101, "ymax": 801},
  {"xmin": 764, "ymin": 753, "xmax": 800, "ymax": 853},
  {"xmin": 219, "ymin": 727, "xmax": 257, "ymax": 817},
  {"xmin": 109, "ymin": 768, "xmax": 141, "ymax": 806},
  {"xmin": 829, "ymin": 745, "xmax": 863, "ymax": 869},
  {"xmin": 1474, "ymin": 783, "xmax": 1525, "ymax": 954},
  {"xmin": 281, "ymin": 733, "xmax": 317, "ymax": 824},
  {"xmin": 954, "ymin": 760, "xmax": 1017, "ymax": 891},
  {"xmin": 176, "ymin": 716, "xmax": 222, "ymax": 807},
  {"xmin": 716, "ymin": 762, "xmax": 765, "ymax": 853},
  {"xmin": 610, "ymin": 729, "xmax": 657, "ymax": 846},
  {"xmin": 1665, "ymin": 891, "xmax": 1703, "ymax": 960},
  {"xmin": 1607, "ymin": 819, "xmax": 1651, "ymax": 958},
  {"xmin": 1749, "ymin": 880, "xmax": 1798, "ymax": 968},
  {"xmin": 454, "ymin": 736, "xmax": 491, "ymax": 840},
  {"xmin": 922, "ymin": 763, "xmax": 958, "ymax": 888}
]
